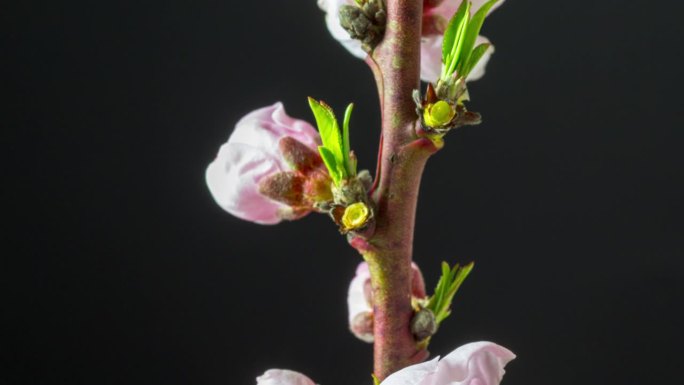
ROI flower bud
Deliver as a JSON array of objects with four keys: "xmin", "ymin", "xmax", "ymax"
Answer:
[
  {"xmin": 338, "ymin": 0, "xmax": 386, "ymax": 52},
  {"xmin": 278, "ymin": 136, "xmax": 322, "ymax": 172},
  {"xmin": 350, "ymin": 311, "xmax": 374, "ymax": 343},
  {"xmin": 206, "ymin": 103, "xmax": 332, "ymax": 224},
  {"xmin": 256, "ymin": 369, "xmax": 315, "ymax": 385},
  {"xmin": 348, "ymin": 262, "xmax": 427, "ymax": 343}
]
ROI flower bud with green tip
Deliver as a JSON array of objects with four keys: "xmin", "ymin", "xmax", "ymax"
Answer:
[
  {"xmin": 348, "ymin": 262, "xmax": 427, "ymax": 343},
  {"xmin": 206, "ymin": 102, "xmax": 334, "ymax": 224}
]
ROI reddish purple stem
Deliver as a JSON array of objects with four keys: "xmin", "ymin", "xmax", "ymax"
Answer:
[{"xmin": 353, "ymin": 0, "xmax": 440, "ymax": 380}]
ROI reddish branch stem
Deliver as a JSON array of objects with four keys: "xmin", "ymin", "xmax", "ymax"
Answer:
[{"xmin": 354, "ymin": 0, "xmax": 440, "ymax": 380}]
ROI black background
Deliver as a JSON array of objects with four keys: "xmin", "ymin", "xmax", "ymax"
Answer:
[{"xmin": 3, "ymin": 1, "xmax": 683, "ymax": 384}]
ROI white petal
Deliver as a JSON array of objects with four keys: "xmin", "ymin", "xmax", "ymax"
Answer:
[
  {"xmin": 256, "ymin": 369, "xmax": 316, "ymax": 385},
  {"xmin": 347, "ymin": 262, "xmax": 372, "ymax": 323},
  {"xmin": 432, "ymin": 342, "xmax": 516, "ymax": 385},
  {"xmin": 420, "ymin": 34, "xmax": 444, "ymax": 82},
  {"xmin": 420, "ymin": 35, "xmax": 493, "ymax": 83},
  {"xmin": 229, "ymin": 102, "xmax": 319, "ymax": 159},
  {"xmin": 429, "ymin": 0, "xmax": 505, "ymax": 20},
  {"xmin": 319, "ymin": 0, "xmax": 368, "ymax": 59},
  {"xmin": 381, "ymin": 357, "xmax": 440, "ymax": 385},
  {"xmin": 465, "ymin": 36, "xmax": 494, "ymax": 82},
  {"xmin": 205, "ymin": 143, "xmax": 285, "ymax": 224}
]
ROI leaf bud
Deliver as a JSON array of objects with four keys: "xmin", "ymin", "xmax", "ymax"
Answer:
[{"xmin": 410, "ymin": 308, "xmax": 437, "ymax": 341}]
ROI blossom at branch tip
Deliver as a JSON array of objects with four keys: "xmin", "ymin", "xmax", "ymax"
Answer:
[
  {"xmin": 317, "ymin": 0, "xmax": 504, "ymax": 82},
  {"xmin": 348, "ymin": 261, "xmax": 426, "ymax": 343},
  {"xmin": 206, "ymin": 102, "xmax": 332, "ymax": 224},
  {"xmin": 256, "ymin": 342, "xmax": 515, "ymax": 385}
]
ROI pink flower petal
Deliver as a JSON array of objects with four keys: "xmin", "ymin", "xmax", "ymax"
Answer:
[
  {"xmin": 347, "ymin": 262, "xmax": 427, "ymax": 343},
  {"xmin": 432, "ymin": 342, "xmax": 516, "ymax": 385},
  {"xmin": 347, "ymin": 262, "xmax": 374, "ymax": 342},
  {"xmin": 421, "ymin": 34, "xmax": 493, "ymax": 83},
  {"xmin": 380, "ymin": 342, "xmax": 514, "ymax": 385},
  {"xmin": 463, "ymin": 35, "xmax": 494, "ymax": 82},
  {"xmin": 420, "ymin": 35, "xmax": 446, "ymax": 84},
  {"xmin": 426, "ymin": 0, "xmax": 505, "ymax": 20},
  {"xmin": 381, "ymin": 357, "xmax": 440, "ymax": 385},
  {"xmin": 206, "ymin": 143, "xmax": 286, "ymax": 224},
  {"xmin": 318, "ymin": 0, "xmax": 367, "ymax": 59},
  {"xmin": 230, "ymin": 102, "xmax": 320, "ymax": 161},
  {"xmin": 348, "ymin": 262, "xmax": 373, "ymax": 323},
  {"xmin": 206, "ymin": 103, "xmax": 321, "ymax": 224},
  {"xmin": 256, "ymin": 369, "xmax": 316, "ymax": 385}
]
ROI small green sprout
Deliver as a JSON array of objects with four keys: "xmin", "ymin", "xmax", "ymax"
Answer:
[
  {"xmin": 441, "ymin": 0, "xmax": 499, "ymax": 82},
  {"xmin": 426, "ymin": 261, "xmax": 474, "ymax": 325},
  {"xmin": 307, "ymin": 98, "xmax": 357, "ymax": 187}
]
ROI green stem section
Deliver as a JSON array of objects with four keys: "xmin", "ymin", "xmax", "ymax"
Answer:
[{"xmin": 358, "ymin": 0, "xmax": 439, "ymax": 380}]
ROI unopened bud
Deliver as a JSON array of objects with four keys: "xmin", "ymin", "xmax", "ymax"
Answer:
[
  {"xmin": 350, "ymin": 311, "xmax": 374, "ymax": 343},
  {"xmin": 279, "ymin": 137, "xmax": 322, "ymax": 172},
  {"xmin": 339, "ymin": 0, "xmax": 386, "ymax": 52},
  {"xmin": 258, "ymin": 171, "xmax": 304, "ymax": 206},
  {"xmin": 410, "ymin": 308, "xmax": 437, "ymax": 341}
]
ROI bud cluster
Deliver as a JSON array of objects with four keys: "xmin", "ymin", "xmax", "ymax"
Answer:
[{"xmin": 339, "ymin": 0, "xmax": 387, "ymax": 52}]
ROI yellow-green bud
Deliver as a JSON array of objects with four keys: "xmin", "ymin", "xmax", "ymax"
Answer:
[
  {"xmin": 423, "ymin": 100, "xmax": 456, "ymax": 127},
  {"xmin": 342, "ymin": 202, "xmax": 370, "ymax": 230}
]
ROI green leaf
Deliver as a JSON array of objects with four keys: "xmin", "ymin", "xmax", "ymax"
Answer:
[
  {"xmin": 442, "ymin": 0, "xmax": 471, "ymax": 79},
  {"xmin": 457, "ymin": 0, "xmax": 499, "ymax": 76},
  {"xmin": 308, "ymin": 97, "xmax": 345, "ymax": 174},
  {"xmin": 461, "ymin": 43, "xmax": 491, "ymax": 79},
  {"xmin": 442, "ymin": 0, "xmax": 470, "ymax": 66},
  {"xmin": 342, "ymin": 103, "xmax": 355, "ymax": 176},
  {"xmin": 426, "ymin": 261, "xmax": 475, "ymax": 325},
  {"xmin": 318, "ymin": 146, "xmax": 341, "ymax": 186},
  {"xmin": 437, "ymin": 262, "xmax": 474, "ymax": 323}
]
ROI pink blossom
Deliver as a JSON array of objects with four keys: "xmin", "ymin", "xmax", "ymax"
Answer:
[
  {"xmin": 255, "ymin": 342, "xmax": 514, "ymax": 385},
  {"xmin": 205, "ymin": 102, "xmax": 324, "ymax": 224},
  {"xmin": 317, "ymin": 0, "xmax": 504, "ymax": 82},
  {"xmin": 425, "ymin": 0, "xmax": 504, "ymax": 21},
  {"xmin": 256, "ymin": 369, "xmax": 315, "ymax": 385},
  {"xmin": 382, "ymin": 342, "xmax": 515, "ymax": 385},
  {"xmin": 347, "ymin": 262, "xmax": 374, "ymax": 342},
  {"xmin": 348, "ymin": 262, "xmax": 427, "ymax": 343}
]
